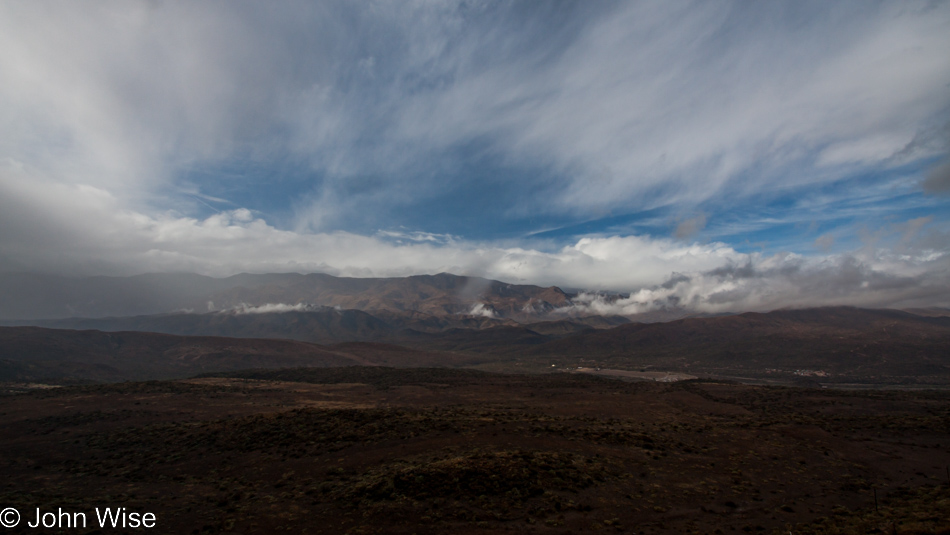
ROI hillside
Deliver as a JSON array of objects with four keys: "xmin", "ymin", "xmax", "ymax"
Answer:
[
  {"xmin": 531, "ymin": 307, "xmax": 950, "ymax": 383},
  {"xmin": 0, "ymin": 327, "xmax": 478, "ymax": 384}
]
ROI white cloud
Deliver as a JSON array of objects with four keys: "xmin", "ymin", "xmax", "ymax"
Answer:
[
  {"xmin": 557, "ymin": 249, "xmax": 950, "ymax": 315},
  {"xmin": 224, "ymin": 303, "xmax": 323, "ymax": 315},
  {"xmin": 468, "ymin": 303, "xmax": 497, "ymax": 319},
  {"xmin": 1, "ymin": 161, "xmax": 947, "ymax": 311}
]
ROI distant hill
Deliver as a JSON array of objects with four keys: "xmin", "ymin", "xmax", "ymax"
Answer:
[
  {"xmin": 902, "ymin": 307, "xmax": 950, "ymax": 317},
  {"xmin": 532, "ymin": 307, "xmax": 950, "ymax": 382},
  {"xmin": 0, "ymin": 327, "xmax": 479, "ymax": 383},
  {"xmin": 0, "ymin": 326, "xmax": 353, "ymax": 383}
]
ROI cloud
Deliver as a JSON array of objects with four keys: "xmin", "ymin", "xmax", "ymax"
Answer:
[
  {"xmin": 1, "ymin": 1, "xmax": 947, "ymax": 234},
  {"xmin": 556, "ymin": 249, "xmax": 950, "ymax": 315},
  {"xmin": 468, "ymin": 303, "xmax": 497, "ymax": 319},
  {"xmin": 1, "ymin": 161, "xmax": 947, "ymax": 311},
  {"xmin": 923, "ymin": 159, "xmax": 950, "ymax": 194},
  {"xmin": 0, "ymin": 165, "xmax": 730, "ymax": 287},
  {"xmin": 223, "ymin": 303, "xmax": 325, "ymax": 315},
  {"xmin": 375, "ymin": 230, "xmax": 458, "ymax": 245},
  {"xmin": 383, "ymin": 1, "xmax": 950, "ymax": 217}
]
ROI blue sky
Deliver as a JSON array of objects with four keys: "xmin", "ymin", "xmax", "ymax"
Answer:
[{"xmin": 1, "ymin": 1, "xmax": 949, "ymax": 311}]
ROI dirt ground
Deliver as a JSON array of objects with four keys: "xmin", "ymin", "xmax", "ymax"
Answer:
[{"xmin": 1, "ymin": 370, "xmax": 948, "ymax": 534}]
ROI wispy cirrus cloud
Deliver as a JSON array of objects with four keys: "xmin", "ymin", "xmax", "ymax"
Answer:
[{"xmin": 2, "ymin": 2, "xmax": 947, "ymax": 229}]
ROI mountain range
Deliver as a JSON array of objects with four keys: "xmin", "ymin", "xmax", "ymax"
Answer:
[{"xmin": 0, "ymin": 271, "xmax": 575, "ymax": 321}]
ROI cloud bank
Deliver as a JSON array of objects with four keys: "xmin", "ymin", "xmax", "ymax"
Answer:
[
  {"xmin": 559, "ymin": 252, "xmax": 950, "ymax": 315},
  {"xmin": 1, "ymin": 166, "xmax": 945, "ymax": 311}
]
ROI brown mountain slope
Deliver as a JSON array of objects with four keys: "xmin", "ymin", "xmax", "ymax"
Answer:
[
  {"xmin": 516, "ymin": 319, "xmax": 596, "ymax": 336},
  {"xmin": 201, "ymin": 272, "xmax": 572, "ymax": 319}
]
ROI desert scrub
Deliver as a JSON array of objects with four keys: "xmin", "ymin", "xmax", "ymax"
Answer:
[
  {"xmin": 338, "ymin": 449, "xmax": 617, "ymax": 504},
  {"xmin": 774, "ymin": 485, "xmax": 950, "ymax": 535},
  {"xmin": 81, "ymin": 407, "xmax": 464, "ymax": 461}
]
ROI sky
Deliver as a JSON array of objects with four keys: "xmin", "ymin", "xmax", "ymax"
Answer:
[{"xmin": 1, "ymin": 0, "xmax": 949, "ymax": 313}]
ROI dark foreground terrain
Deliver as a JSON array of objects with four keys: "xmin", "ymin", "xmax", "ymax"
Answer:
[{"xmin": 2, "ymin": 368, "xmax": 949, "ymax": 534}]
